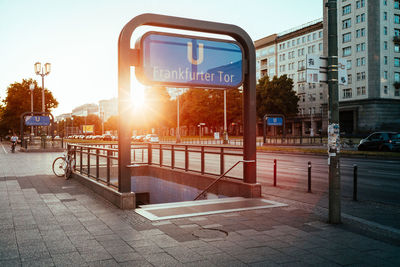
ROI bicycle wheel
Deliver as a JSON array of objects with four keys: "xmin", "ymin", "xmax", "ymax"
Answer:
[
  {"xmin": 53, "ymin": 157, "xmax": 66, "ymax": 177},
  {"xmin": 65, "ymin": 158, "xmax": 75, "ymax": 180}
]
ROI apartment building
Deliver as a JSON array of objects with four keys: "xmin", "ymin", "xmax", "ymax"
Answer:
[
  {"xmin": 98, "ymin": 98, "xmax": 118, "ymax": 122},
  {"xmin": 327, "ymin": 0, "xmax": 400, "ymax": 133},
  {"xmin": 72, "ymin": 103, "xmax": 99, "ymax": 117},
  {"xmin": 255, "ymin": 19, "xmax": 327, "ymax": 136}
]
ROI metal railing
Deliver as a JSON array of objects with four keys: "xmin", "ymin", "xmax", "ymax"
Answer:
[{"xmin": 194, "ymin": 160, "xmax": 255, "ymax": 200}]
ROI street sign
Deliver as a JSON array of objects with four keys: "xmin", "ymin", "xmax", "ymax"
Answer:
[
  {"xmin": 306, "ymin": 54, "xmax": 322, "ymax": 70},
  {"xmin": 338, "ymin": 58, "xmax": 348, "ymax": 85},
  {"xmin": 136, "ymin": 32, "xmax": 244, "ymax": 88},
  {"xmin": 83, "ymin": 125, "xmax": 94, "ymax": 134},
  {"xmin": 267, "ymin": 117, "xmax": 283, "ymax": 126},
  {"xmin": 25, "ymin": 116, "xmax": 50, "ymax": 126}
]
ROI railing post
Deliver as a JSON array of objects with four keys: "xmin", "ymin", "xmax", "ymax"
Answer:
[
  {"xmin": 159, "ymin": 144, "xmax": 163, "ymax": 167},
  {"xmin": 87, "ymin": 148, "xmax": 90, "ymax": 176},
  {"xmin": 353, "ymin": 164, "xmax": 358, "ymax": 201},
  {"xmin": 133, "ymin": 148, "xmax": 136, "ymax": 162},
  {"xmin": 185, "ymin": 145, "xmax": 189, "ymax": 171},
  {"xmin": 308, "ymin": 161, "xmax": 312, "ymax": 193},
  {"xmin": 106, "ymin": 150, "xmax": 111, "ymax": 186},
  {"xmin": 171, "ymin": 145, "xmax": 175, "ymax": 169},
  {"xmin": 148, "ymin": 143, "xmax": 152, "ymax": 165},
  {"xmin": 220, "ymin": 147, "xmax": 224, "ymax": 176},
  {"xmin": 73, "ymin": 146, "xmax": 76, "ymax": 171},
  {"xmin": 273, "ymin": 159, "xmax": 277, "ymax": 186},
  {"xmin": 201, "ymin": 146, "xmax": 205, "ymax": 175},
  {"xmin": 80, "ymin": 146, "xmax": 83, "ymax": 173},
  {"xmin": 96, "ymin": 148, "xmax": 99, "ymax": 181}
]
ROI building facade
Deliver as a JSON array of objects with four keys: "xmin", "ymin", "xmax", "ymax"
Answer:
[
  {"xmin": 331, "ymin": 0, "xmax": 400, "ymax": 134},
  {"xmin": 255, "ymin": 19, "xmax": 328, "ymax": 136},
  {"xmin": 98, "ymin": 98, "xmax": 118, "ymax": 122},
  {"xmin": 72, "ymin": 103, "xmax": 99, "ymax": 117}
]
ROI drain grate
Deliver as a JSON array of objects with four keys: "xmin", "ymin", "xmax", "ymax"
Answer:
[{"xmin": 193, "ymin": 228, "xmax": 228, "ymax": 239}]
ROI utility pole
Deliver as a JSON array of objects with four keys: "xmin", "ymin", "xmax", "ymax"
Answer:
[{"xmin": 326, "ymin": 0, "xmax": 341, "ymax": 224}]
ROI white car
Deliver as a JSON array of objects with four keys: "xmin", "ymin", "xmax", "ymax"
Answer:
[{"xmin": 145, "ymin": 134, "xmax": 159, "ymax": 143}]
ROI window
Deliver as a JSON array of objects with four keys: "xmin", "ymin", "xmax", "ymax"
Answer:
[
  {"xmin": 356, "ymin": 28, "xmax": 366, "ymax": 38},
  {"xmin": 343, "ymin": 18, "xmax": 352, "ymax": 29},
  {"xmin": 343, "ymin": 4, "xmax": 351, "ymax": 15},
  {"xmin": 384, "ymin": 86, "xmax": 388, "ymax": 94},
  {"xmin": 396, "ymin": 0, "xmax": 400, "ymax": 9},
  {"xmin": 396, "ymin": 29, "xmax": 400, "ymax": 36},
  {"xmin": 343, "ymin": 32, "xmax": 352, "ymax": 43},
  {"xmin": 343, "ymin": 46, "xmax": 352, "ymax": 56},
  {"xmin": 357, "ymin": 72, "xmax": 366, "ymax": 81},
  {"xmin": 312, "ymin": 33, "xmax": 316, "ymax": 40},
  {"xmin": 307, "ymin": 35, "xmax": 311, "ymax": 41},
  {"xmin": 356, "ymin": 0, "xmax": 365, "ymax": 8},
  {"xmin": 395, "ymin": 15, "xmax": 400, "ymax": 24},
  {"xmin": 395, "ymin": 72, "xmax": 400, "ymax": 82},
  {"xmin": 319, "ymin": 43, "xmax": 323, "ymax": 51},
  {"xmin": 384, "ymin": 41, "xmax": 388, "ymax": 50},
  {"xmin": 384, "ymin": 56, "xmax": 388, "ymax": 65},
  {"xmin": 308, "ymin": 46, "xmax": 312, "ymax": 54},
  {"xmin": 395, "ymin": 57, "xmax": 400, "ymax": 67},
  {"xmin": 356, "ymin": 42, "xmax": 366, "ymax": 52},
  {"xmin": 302, "ymin": 36, "xmax": 306, "ymax": 43},
  {"xmin": 292, "ymin": 40, "xmax": 296, "ymax": 46},
  {"xmin": 384, "ymin": 27, "xmax": 388, "ymax": 35},
  {"xmin": 297, "ymin": 38, "xmax": 300, "ymax": 45},
  {"xmin": 396, "ymin": 88, "xmax": 400, "ymax": 96},
  {"xmin": 348, "ymin": 74, "xmax": 352, "ymax": 84},
  {"xmin": 347, "ymin": 60, "xmax": 352, "ymax": 69},
  {"xmin": 384, "ymin": 71, "xmax": 388, "ymax": 79},
  {"xmin": 357, "ymin": 13, "xmax": 366, "ymax": 23},
  {"xmin": 319, "ymin": 31, "xmax": 323, "ymax": 38},
  {"xmin": 287, "ymin": 41, "xmax": 291, "ymax": 48},
  {"xmin": 357, "ymin": 58, "xmax": 361, "ymax": 66},
  {"xmin": 357, "ymin": 86, "xmax": 366, "ymax": 95},
  {"xmin": 384, "ymin": 12, "xmax": 387, "ymax": 21},
  {"xmin": 361, "ymin": 57, "xmax": 366, "ymax": 66},
  {"xmin": 343, "ymin": 88, "xmax": 352, "ymax": 99},
  {"xmin": 384, "ymin": 0, "xmax": 387, "ymax": 6},
  {"xmin": 356, "ymin": 57, "xmax": 365, "ymax": 66},
  {"xmin": 312, "ymin": 45, "xmax": 315, "ymax": 53},
  {"xmin": 396, "ymin": 44, "xmax": 400, "ymax": 53}
]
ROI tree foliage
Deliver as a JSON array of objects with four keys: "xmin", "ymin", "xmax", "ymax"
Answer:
[
  {"xmin": 0, "ymin": 78, "xmax": 59, "ymax": 135},
  {"xmin": 256, "ymin": 75, "xmax": 299, "ymax": 120}
]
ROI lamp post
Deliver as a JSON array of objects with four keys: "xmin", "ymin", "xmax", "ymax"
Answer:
[
  {"xmin": 34, "ymin": 62, "xmax": 51, "ymax": 112},
  {"xmin": 175, "ymin": 88, "xmax": 184, "ymax": 143},
  {"xmin": 223, "ymin": 89, "xmax": 228, "ymax": 144},
  {"xmin": 29, "ymin": 83, "xmax": 35, "ymax": 137}
]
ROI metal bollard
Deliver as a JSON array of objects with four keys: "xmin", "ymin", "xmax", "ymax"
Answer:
[
  {"xmin": 273, "ymin": 159, "xmax": 277, "ymax": 186},
  {"xmin": 308, "ymin": 161, "xmax": 312, "ymax": 193},
  {"xmin": 353, "ymin": 164, "xmax": 358, "ymax": 201}
]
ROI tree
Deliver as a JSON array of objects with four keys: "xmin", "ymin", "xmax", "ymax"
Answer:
[
  {"xmin": 0, "ymin": 78, "xmax": 59, "ymax": 135},
  {"xmin": 256, "ymin": 75, "xmax": 299, "ymax": 120}
]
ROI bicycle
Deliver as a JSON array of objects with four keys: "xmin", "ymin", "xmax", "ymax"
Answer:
[{"xmin": 52, "ymin": 150, "xmax": 75, "ymax": 179}]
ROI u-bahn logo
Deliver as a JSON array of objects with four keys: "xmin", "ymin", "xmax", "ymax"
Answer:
[
  {"xmin": 187, "ymin": 42, "xmax": 204, "ymax": 65},
  {"xmin": 34, "ymin": 116, "xmax": 40, "ymax": 122}
]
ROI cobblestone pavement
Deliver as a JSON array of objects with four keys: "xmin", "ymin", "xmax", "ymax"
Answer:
[{"xmin": 1, "ymin": 145, "xmax": 399, "ymax": 266}]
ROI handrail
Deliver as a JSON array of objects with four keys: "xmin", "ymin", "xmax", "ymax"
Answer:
[{"xmin": 194, "ymin": 160, "xmax": 255, "ymax": 200}]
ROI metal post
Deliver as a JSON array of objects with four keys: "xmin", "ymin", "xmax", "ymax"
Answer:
[
  {"xmin": 107, "ymin": 150, "xmax": 111, "ymax": 186},
  {"xmin": 201, "ymin": 146, "xmax": 205, "ymax": 174},
  {"xmin": 171, "ymin": 145, "xmax": 175, "ymax": 169},
  {"xmin": 148, "ymin": 143, "xmax": 152, "ymax": 165},
  {"xmin": 353, "ymin": 164, "xmax": 358, "ymax": 201},
  {"xmin": 273, "ymin": 159, "xmax": 277, "ymax": 186},
  {"xmin": 185, "ymin": 145, "xmax": 188, "ymax": 171},
  {"xmin": 41, "ymin": 74, "xmax": 45, "ymax": 113},
  {"xmin": 177, "ymin": 93, "xmax": 181, "ymax": 143},
  {"xmin": 96, "ymin": 148, "xmax": 99, "ymax": 180},
  {"xmin": 159, "ymin": 144, "xmax": 163, "ymax": 167},
  {"xmin": 308, "ymin": 161, "xmax": 312, "ymax": 193},
  {"xmin": 327, "ymin": 0, "xmax": 341, "ymax": 224},
  {"xmin": 223, "ymin": 89, "xmax": 228, "ymax": 144},
  {"xmin": 220, "ymin": 147, "xmax": 224, "ymax": 175}
]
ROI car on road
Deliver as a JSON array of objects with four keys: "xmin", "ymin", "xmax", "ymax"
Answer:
[
  {"xmin": 145, "ymin": 134, "xmax": 159, "ymax": 143},
  {"xmin": 358, "ymin": 132, "xmax": 400, "ymax": 152}
]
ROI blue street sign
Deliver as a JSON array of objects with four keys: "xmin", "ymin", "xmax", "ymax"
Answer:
[
  {"xmin": 137, "ymin": 32, "xmax": 243, "ymax": 88},
  {"xmin": 267, "ymin": 117, "xmax": 283, "ymax": 126},
  {"xmin": 25, "ymin": 116, "xmax": 50, "ymax": 126}
]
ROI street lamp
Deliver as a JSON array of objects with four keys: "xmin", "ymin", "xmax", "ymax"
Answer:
[
  {"xmin": 223, "ymin": 89, "xmax": 228, "ymax": 144},
  {"xmin": 29, "ymin": 83, "xmax": 35, "ymax": 136},
  {"xmin": 34, "ymin": 62, "xmax": 51, "ymax": 112},
  {"xmin": 175, "ymin": 88, "xmax": 184, "ymax": 143}
]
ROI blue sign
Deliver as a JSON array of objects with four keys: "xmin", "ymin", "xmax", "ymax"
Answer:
[
  {"xmin": 137, "ymin": 32, "xmax": 243, "ymax": 88},
  {"xmin": 267, "ymin": 117, "xmax": 283, "ymax": 126},
  {"xmin": 25, "ymin": 116, "xmax": 50, "ymax": 126}
]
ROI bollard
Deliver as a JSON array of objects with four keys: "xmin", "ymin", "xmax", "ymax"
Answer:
[
  {"xmin": 308, "ymin": 161, "xmax": 312, "ymax": 193},
  {"xmin": 353, "ymin": 164, "xmax": 358, "ymax": 201},
  {"xmin": 273, "ymin": 159, "xmax": 277, "ymax": 186}
]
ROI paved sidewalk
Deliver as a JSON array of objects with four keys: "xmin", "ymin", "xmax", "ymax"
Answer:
[{"xmin": 1, "ymin": 147, "xmax": 399, "ymax": 266}]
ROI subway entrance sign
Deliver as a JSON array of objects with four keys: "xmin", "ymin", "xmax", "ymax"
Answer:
[
  {"xmin": 25, "ymin": 116, "xmax": 50, "ymax": 126},
  {"xmin": 136, "ymin": 32, "xmax": 243, "ymax": 88},
  {"xmin": 267, "ymin": 117, "xmax": 283, "ymax": 126}
]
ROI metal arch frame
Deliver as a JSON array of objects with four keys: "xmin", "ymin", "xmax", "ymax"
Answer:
[
  {"xmin": 20, "ymin": 112, "xmax": 55, "ymax": 147},
  {"xmin": 263, "ymin": 114, "xmax": 285, "ymax": 144},
  {"xmin": 118, "ymin": 13, "xmax": 257, "ymax": 193}
]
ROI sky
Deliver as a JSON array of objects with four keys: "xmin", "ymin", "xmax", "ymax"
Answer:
[{"xmin": 0, "ymin": 0, "xmax": 322, "ymax": 116}]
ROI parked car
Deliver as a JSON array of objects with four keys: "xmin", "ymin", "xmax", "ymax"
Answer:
[
  {"xmin": 102, "ymin": 134, "xmax": 112, "ymax": 141},
  {"xmin": 358, "ymin": 132, "xmax": 400, "ymax": 152},
  {"xmin": 135, "ymin": 135, "xmax": 145, "ymax": 142},
  {"xmin": 145, "ymin": 134, "xmax": 159, "ymax": 143}
]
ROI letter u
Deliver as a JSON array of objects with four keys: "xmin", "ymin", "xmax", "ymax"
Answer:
[{"xmin": 187, "ymin": 42, "xmax": 204, "ymax": 65}]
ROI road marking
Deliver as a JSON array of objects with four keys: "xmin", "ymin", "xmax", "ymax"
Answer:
[{"xmin": 1, "ymin": 143, "xmax": 8, "ymax": 154}]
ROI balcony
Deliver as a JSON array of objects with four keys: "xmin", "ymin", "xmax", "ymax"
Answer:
[
  {"xmin": 393, "ymin": 36, "xmax": 400, "ymax": 43},
  {"xmin": 260, "ymin": 64, "xmax": 268, "ymax": 70}
]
